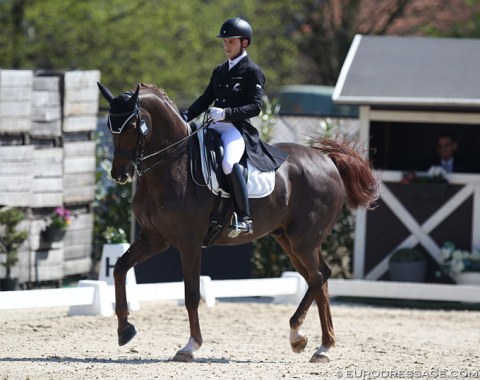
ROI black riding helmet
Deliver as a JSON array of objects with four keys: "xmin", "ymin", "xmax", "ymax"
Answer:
[{"xmin": 217, "ymin": 17, "xmax": 253, "ymax": 44}]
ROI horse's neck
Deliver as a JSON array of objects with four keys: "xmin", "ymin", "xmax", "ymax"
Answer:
[{"xmin": 137, "ymin": 92, "xmax": 191, "ymax": 186}]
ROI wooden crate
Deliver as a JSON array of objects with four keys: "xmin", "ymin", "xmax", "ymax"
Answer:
[
  {"xmin": 29, "ymin": 248, "xmax": 64, "ymax": 283},
  {"xmin": 31, "ymin": 147, "xmax": 63, "ymax": 207},
  {"xmin": 63, "ymin": 212, "xmax": 93, "ymax": 276},
  {"xmin": 63, "ymin": 141, "xmax": 96, "ymax": 204},
  {"xmin": 31, "ymin": 76, "xmax": 62, "ymax": 137},
  {"xmin": 63, "ymin": 71, "xmax": 100, "ymax": 132},
  {"xmin": 0, "ymin": 69, "xmax": 33, "ymax": 133},
  {"xmin": 0, "ymin": 146, "xmax": 34, "ymax": 206}
]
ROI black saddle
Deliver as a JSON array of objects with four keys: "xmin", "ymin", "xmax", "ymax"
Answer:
[{"xmin": 189, "ymin": 122, "xmax": 247, "ymax": 192}]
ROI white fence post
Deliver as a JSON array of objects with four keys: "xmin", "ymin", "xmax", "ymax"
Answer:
[{"xmin": 200, "ymin": 276, "xmax": 216, "ymax": 307}]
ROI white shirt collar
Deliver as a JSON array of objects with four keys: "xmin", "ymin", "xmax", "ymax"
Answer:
[
  {"xmin": 228, "ymin": 50, "xmax": 247, "ymax": 70},
  {"xmin": 441, "ymin": 158, "xmax": 454, "ymax": 172}
]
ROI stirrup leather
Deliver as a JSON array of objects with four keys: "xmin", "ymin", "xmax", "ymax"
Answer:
[{"xmin": 228, "ymin": 212, "xmax": 253, "ymax": 238}]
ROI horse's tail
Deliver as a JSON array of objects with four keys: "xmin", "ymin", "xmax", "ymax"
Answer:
[{"xmin": 313, "ymin": 137, "xmax": 379, "ymax": 209}]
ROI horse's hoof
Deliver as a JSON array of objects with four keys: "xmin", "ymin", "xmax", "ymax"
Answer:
[
  {"xmin": 172, "ymin": 351, "xmax": 194, "ymax": 362},
  {"xmin": 290, "ymin": 336, "xmax": 308, "ymax": 353},
  {"xmin": 309, "ymin": 352, "xmax": 330, "ymax": 363},
  {"xmin": 118, "ymin": 323, "xmax": 137, "ymax": 346}
]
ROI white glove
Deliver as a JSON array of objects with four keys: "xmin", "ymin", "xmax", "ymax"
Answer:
[{"xmin": 209, "ymin": 107, "xmax": 225, "ymax": 121}]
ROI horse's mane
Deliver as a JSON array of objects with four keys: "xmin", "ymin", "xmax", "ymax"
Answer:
[{"xmin": 137, "ymin": 83, "xmax": 179, "ymax": 113}]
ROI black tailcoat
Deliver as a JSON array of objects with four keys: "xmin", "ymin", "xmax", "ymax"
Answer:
[{"xmin": 185, "ymin": 55, "xmax": 288, "ymax": 171}]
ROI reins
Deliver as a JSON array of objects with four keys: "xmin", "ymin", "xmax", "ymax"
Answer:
[
  {"xmin": 137, "ymin": 117, "xmax": 212, "ymax": 176},
  {"xmin": 110, "ymin": 98, "xmax": 213, "ymax": 177}
]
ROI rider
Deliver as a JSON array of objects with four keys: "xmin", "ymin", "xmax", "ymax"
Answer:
[{"xmin": 182, "ymin": 17, "xmax": 288, "ymax": 237}]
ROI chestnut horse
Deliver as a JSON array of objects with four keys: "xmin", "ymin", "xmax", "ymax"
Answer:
[{"xmin": 97, "ymin": 82, "xmax": 378, "ymax": 363}]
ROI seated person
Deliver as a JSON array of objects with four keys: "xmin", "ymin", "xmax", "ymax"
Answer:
[{"xmin": 432, "ymin": 131, "xmax": 471, "ymax": 173}]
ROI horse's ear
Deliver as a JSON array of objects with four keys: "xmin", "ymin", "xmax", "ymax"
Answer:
[
  {"xmin": 127, "ymin": 84, "xmax": 140, "ymax": 108},
  {"xmin": 97, "ymin": 82, "xmax": 115, "ymax": 104}
]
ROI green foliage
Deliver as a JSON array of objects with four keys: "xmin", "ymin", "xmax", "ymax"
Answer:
[
  {"xmin": 102, "ymin": 227, "xmax": 128, "ymax": 244},
  {"xmin": 0, "ymin": 208, "xmax": 29, "ymax": 279},
  {"xmin": 93, "ymin": 129, "xmax": 132, "ymax": 262},
  {"xmin": 251, "ymin": 235, "xmax": 293, "ymax": 278},
  {"xmin": 321, "ymin": 205, "xmax": 355, "ymax": 278},
  {"xmin": 2, "ymin": 0, "xmax": 480, "ymax": 104},
  {"xmin": 0, "ymin": 0, "xmax": 302, "ymax": 105}
]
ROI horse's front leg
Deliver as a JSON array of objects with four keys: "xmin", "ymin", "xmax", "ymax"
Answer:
[
  {"xmin": 172, "ymin": 245, "xmax": 202, "ymax": 362},
  {"xmin": 114, "ymin": 234, "xmax": 165, "ymax": 346}
]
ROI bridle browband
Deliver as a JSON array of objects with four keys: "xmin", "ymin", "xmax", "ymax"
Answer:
[{"xmin": 109, "ymin": 96, "xmax": 212, "ymax": 177}]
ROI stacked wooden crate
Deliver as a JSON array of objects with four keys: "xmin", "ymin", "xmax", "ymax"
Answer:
[
  {"xmin": 0, "ymin": 69, "xmax": 100, "ymax": 285},
  {"xmin": 62, "ymin": 70, "xmax": 99, "ymax": 277},
  {"xmin": 31, "ymin": 75, "xmax": 62, "ymax": 137},
  {"xmin": 0, "ymin": 70, "xmax": 34, "ymax": 207},
  {"xmin": 0, "ymin": 69, "xmax": 33, "ymax": 134}
]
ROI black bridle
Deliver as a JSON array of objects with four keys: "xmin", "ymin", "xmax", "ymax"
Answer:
[{"xmin": 108, "ymin": 99, "xmax": 212, "ymax": 177}]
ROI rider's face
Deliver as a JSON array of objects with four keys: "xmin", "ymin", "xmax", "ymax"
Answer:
[{"xmin": 223, "ymin": 38, "xmax": 245, "ymax": 60}]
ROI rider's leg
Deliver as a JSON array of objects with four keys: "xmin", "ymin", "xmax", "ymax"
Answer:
[
  {"xmin": 227, "ymin": 163, "xmax": 252, "ymax": 235},
  {"xmin": 211, "ymin": 122, "xmax": 252, "ymax": 236}
]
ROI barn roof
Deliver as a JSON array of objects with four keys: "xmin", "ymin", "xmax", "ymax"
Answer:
[{"xmin": 333, "ymin": 35, "xmax": 480, "ymax": 107}]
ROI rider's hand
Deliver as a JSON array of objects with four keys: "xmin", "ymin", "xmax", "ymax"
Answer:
[{"xmin": 208, "ymin": 107, "xmax": 225, "ymax": 121}]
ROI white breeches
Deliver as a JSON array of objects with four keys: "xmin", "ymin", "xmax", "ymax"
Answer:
[{"xmin": 211, "ymin": 122, "xmax": 245, "ymax": 175}]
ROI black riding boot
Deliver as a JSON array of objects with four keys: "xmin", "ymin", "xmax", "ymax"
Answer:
[{"xmin": 227, "ymin": 163, "xmax": 253, "ymax": 238}]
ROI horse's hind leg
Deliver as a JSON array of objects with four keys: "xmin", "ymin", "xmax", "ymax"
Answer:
[
  {"xmin": 310, "ymin": 281, "xmax": 335, "ymax": 363},
  {"xmin": 275, "ymin": 235, "xmax": 334, "ymax": 362},
  {"xmin": 274, "ymin": 237, "xmax": 322, "ymax": 352},
  {"xmin": 114, "ymin": 234, "xmax": 166, "ymax": 346}
]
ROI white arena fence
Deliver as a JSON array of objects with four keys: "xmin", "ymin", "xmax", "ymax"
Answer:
[{"xmin": 0, "ymin": 272, "xmax": 479, "ymax": 316}]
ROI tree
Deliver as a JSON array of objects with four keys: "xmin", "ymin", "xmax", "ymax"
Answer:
[
  {"xmin": 0, "ymin": 208, "xmax": 28, "ymax": 281},
  {"xmin": 290, "ymin": 0, "xmax": 480, "ymax": 85}
]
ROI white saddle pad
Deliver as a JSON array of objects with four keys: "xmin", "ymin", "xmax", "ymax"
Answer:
[{"xmin": 197, "ymin": 128, "xmax": 275, "ymax": 199}]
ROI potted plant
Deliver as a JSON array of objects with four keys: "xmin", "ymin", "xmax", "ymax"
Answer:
[
  {"xmin": 0, "ymin": 208, "xmax": 29, "ymax": 291},
  {"xmin": 401, "ymin": 166, "xmax": 448, "ymax": 198},
  {"xmin": 439, "ymin": 241, "xmax": 480, "ymax": 285},
  {"xmin": 389, "ymin": 247, "xmax": 427, "ymax": 282},
  {"xmin": 42, "ymin": 207, "xmax": 72, "ymax": 242}
]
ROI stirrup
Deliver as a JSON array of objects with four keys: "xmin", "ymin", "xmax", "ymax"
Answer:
[{"xmin": 228, "ymin": 212, "xmax": 253, "ymax": 238}]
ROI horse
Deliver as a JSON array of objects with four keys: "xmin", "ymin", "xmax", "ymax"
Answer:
[{"xmin": 97, "ymin": 82, "xmax": 378, "ymax": 363}]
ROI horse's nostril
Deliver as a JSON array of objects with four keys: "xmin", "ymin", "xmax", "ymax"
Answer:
[{"xmin": 111, "ymin": 170, "xmax": 130, "ymax": 184}]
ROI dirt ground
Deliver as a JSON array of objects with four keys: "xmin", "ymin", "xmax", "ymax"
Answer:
[{"xmin": 0, "ymin": 299, "xmax": 479, "ymax": 379}]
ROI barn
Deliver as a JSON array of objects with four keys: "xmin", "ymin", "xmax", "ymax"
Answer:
[{"xmin": 333, "ymin": 35, "xmax": 480, "ymax": 284}]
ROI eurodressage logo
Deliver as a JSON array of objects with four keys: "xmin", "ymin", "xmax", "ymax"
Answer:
[{"xmin": 318, "ymin": 369, "xmax": 480, "ymax": 379}]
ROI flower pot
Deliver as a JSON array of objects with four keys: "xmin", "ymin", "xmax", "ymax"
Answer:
[
  {"xmin": 451, "ymin": 272, "xmax": 480, "ymax": 285},
  {"xmin": 42, "ymin": 226, "xmax": 66, "ymax": 242},
  {"xmin": 389, "ymin": 261, "xmax": 427, "ymax": 282},
  {"xmin": 0, "ymin": 277, "xmax": 18, "ymax": 291}
]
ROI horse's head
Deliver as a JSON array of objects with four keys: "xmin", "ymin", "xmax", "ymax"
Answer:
[
  {"xmin": 98, "ymin": 82, "xmax": 148, "ymax": 184},
  {"xmin": 98, "ymin": 82, "xmax": 189, "ymax": 184}
]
